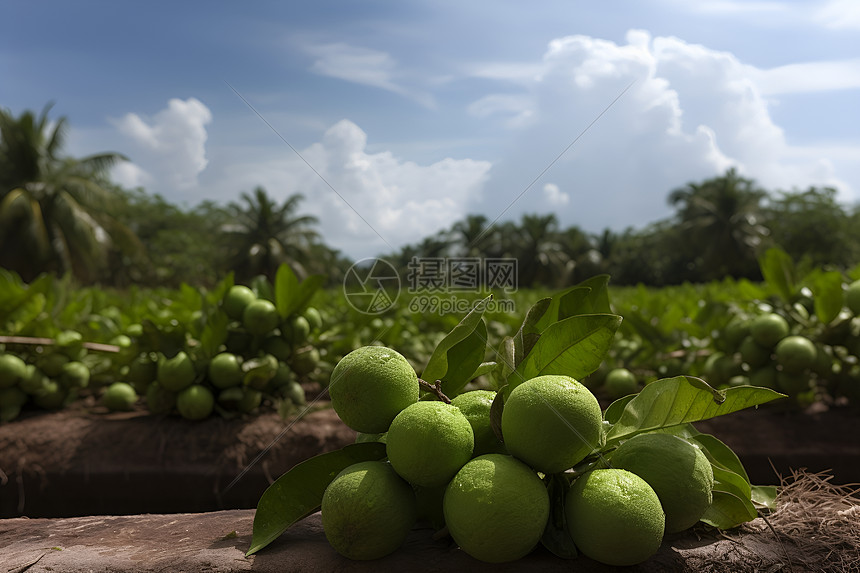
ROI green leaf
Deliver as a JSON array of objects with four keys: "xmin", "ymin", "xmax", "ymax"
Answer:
[
  {"xmin": 246, "ymin": 442, "xmax": 387, "ymax": 556},
  {"xmin": 292, "ymin": 274, "xmax": 325, "ymax": 314},
  {"xmin": 751, "ymin": 485, "xmax": 778, "ymax": 510},
  {"xmin": 514, "ymin": 297, "xmax": 552, "ymax": 365},
  {"xmin": 759, "ymin": 247, "xmax": 796, "ymax": 301},
  {"xmin": 439, "ymin": 319, "xmax": 489, "ymax": 398},
  {"xmin": 808, "ymin": 269, "xmax": 844, "ymax": 325},
  {"xmin": 700, "ymin": 490, "xmax": 758, "ymax": 530},
  {"xmin": 200, "ymin": 310, "xmax": 229, "ymax": 358},
  {"xmin": 274, "ymin": 264, "xmax": 300, "ymax": 319},
  {"xmin": 689, "ymin": 432, "xmax": 751, "ymax": 484},
  {"xmin": 565, "ymin": 274, "xmax": 612, "ymax": 316},
  {"xmin": 603, "ymin": 394, "xmax": 637, "ymax": 425},
  {"xmin": 509, "ymin": 314, "xmax": 622, "ymax": 393},
  {"xmin": 421, "ymin": 296, "xmax": 491, "ymax": 384},
  {"xmin": 468, "ymin": 361, "xmax": 498, "ymax": 380},
  {"xmin": 605, "ymin": 377, "xmax": 785, "ymax": 445},
  {"xmin": 491, "ymin": 336, "xmax": 516, "ymax": 390}
]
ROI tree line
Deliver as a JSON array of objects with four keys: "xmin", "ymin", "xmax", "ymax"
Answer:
[{"xmin": 2, "ymin": 105, "xmax": 858, "ymax": 290}]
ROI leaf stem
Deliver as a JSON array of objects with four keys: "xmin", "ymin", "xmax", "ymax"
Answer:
[{"xmin": 418, "ymin": 378, "xmax": 451, "ymax": 404}]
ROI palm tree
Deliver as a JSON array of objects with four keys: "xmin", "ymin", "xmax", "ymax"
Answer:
[
  {"xmin": 514, "ymin": 213, "xmax": 572, "ymax": 288},
  {"xmin": 0, "ymin": 104, "xmax": 132, "ymax": 282},
  {"xmin": 449, "ymin": 214, "xmax": 494, "ymax": 258},
  {"xmin": 223, "ymin": 187, "xmax": 321, "ymax": 280},
  {"xmin": 667, "ymin": 168, "xmax": 768, "ymax": 280}
]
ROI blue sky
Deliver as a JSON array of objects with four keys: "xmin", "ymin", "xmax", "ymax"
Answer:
[{"xmin": 2, "ymin": 0, "xmax": 859, "ymax": 258}]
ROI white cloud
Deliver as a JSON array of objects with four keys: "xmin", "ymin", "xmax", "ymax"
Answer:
[
  {"xmin": 467, "ymin": 93, "xmax": 534, "ymax": 127},
  {"xmin": 303, "ymin": 43, "xmax": 435, "ymax": 108},
  {"xmin": 752, "ymin": 59, "xmax": 860, "ymax": 94},
  {"xmin": 112, "ymin": 98, "xmax": 212, "ymax": 192},
  {"xmin": 470, "ymin": 29, "xmax": 860, "ymax": 233},
  {"xmin": 211, "ymin": 119, "xmax": 491, "ymax": 258},
  {"xmin": 815, "ymin": 0, "xmax": 860, "ymax": 30},
  {"xmin": 543, "ymin": 183, "xmax": 569, "ymax": 206}
]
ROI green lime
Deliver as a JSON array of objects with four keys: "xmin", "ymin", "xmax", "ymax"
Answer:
[
  {"xmin": 243, "ymin": 299, "xmax": 280, "ymax": 336},
  {"xmin": 321, "ymin": 461, "xmax": 416, "ymax": 560},
  {"xmin": 846, "ymin": 280, "xmax": 860, "ymax": 315},
  {"xmin": 284, "ymin": 315, "xmax": 310, "ymax": 344},
  {"xmin": 33, "ymin": 379, "xmax": 68, "ymax": 410},
  {"xmin": 223, "ymin": 285, "xmax": 256, "ymax": 320},
  {"xmin": 157, "ymin": 351, "xmax": 196, "ymax": 392},
  {"xmin": 739, "ymin": 336, "xmax": 772, "ymax": 369},
  {"xmin": 774, "ymin": 335, "xmax": 817, "ymax": 373},
  {"xmin": 303, "ymin": 307, "xmax": 323, "ymax": 331},
  {"xmin": 59, "ymin": 361, "xmax": 90, "ymax": 389},
  {"xmin": 750, "ymin": 313, "xmax": 790, "ymax": 348},
  {"xmin": 604, "ymin": 368, "xmax": 638, "ymax": 399},
  {"xmin": 443, "ymin": 454, "xmax": 550, "ymax": 563},
  {"xmin": 0, "ymin": 353, "xmax": 28, "ymax": 389},
  {"xmin": 176, "ymin": 384, "xmax": 214, "ymax": 420},
  {"xmin": 126, "ymin": 353, "xmax": 157, "ymax": 393},
  {"xmin": 102, "ymin": 382, "xmax": 138, "ymax": 411},
  {"xmin": 145, "ymin": 382, "xmax": 176, "ymax": 415},
  {"xmin": 566, "ymin": 468, "xmax": 665, "ymax": 566},
  {"xmin": 610, "ymin": 432, "xmax": 714, "ymax": 533},
  {"xmin": 328, "ymin": 346, "xmax": 419, "ymax": 433},
  {"xmin": 501, "ymin": 375, "xmax": 603, "ymax": 474},
  {"xmin": 451, "ymin": 390, "xmax": 506, "ymax": 456},
  {"xmin": 386, "ymin": 401, "xmax": 473, "ymax": 487},
  {"xmin": 291, "ymin": 346, "xmax": 320, "ymax": 375},
  {"xmin": 208, "ymin": 352, "xmax": 243, "ymax": 388}
]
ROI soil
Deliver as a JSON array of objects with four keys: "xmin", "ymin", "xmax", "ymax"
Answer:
[
  {"xmin": 0, "ymin": 399, "xmax": 858, "ymax": 519},
  {"xmin": 0, "ymin": 398, "xmax": 356, "ymax": 518}
]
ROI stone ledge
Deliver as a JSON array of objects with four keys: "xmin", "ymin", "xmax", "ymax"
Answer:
[{"xmin": 1, "ymin": 509, "xmax": 794, "ymax": 573}]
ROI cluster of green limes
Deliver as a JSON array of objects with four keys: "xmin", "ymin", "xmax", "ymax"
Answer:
[
  {"xmin": 110, "ymin": 285, "xmax": 319, "ymax": 420},
  {"xmin": 0, "ymin": 330, "xmax": 92, "ymax": 422},
  {"xmin": 319, "ymin": 345, "xmax": 715, "ymax": 566}
]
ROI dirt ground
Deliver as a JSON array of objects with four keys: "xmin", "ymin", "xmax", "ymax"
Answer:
[{"xmin": 0, "ymin": 398, "xmax": 858, "ymax": 519}]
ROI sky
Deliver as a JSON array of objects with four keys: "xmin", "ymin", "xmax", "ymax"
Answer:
[{"xmin": 2, "ymin": 0, "xmax": 859, "ymax": 259}]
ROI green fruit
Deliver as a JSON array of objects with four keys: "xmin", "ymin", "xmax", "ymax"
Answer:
[
  {"xmin": 176, "ymin": 384, "xmax": 215, "ymax": 420},
  {"xmin": 60, "ymin": 361, "xmax": 90, "ymax": 389},
  {"xmin": 604, "ymin": 368, "xmax": 638, "ymax": 399},
  {"xmin": 102, "ymin": 382, "xmax": 138, "ymax": 411},
  {"xmin": 37, "ymin": 352, "xmax": 69, "ymax": 378},
  {"xmin": 749, "ymin": 367, "xmax": 778, "ymax": 389},
  {"xmin": 443, "ymin": 454, "xmax": 550, "ymax": 563},
  {"xmin": 283, "ymin": 380, "xmax": 306, "ymax": 405},
  {"xmin": 610, "ymin": 433, "xmax": 714, "ymax": 533},
  {"xmin": 291, "ymin": 347, "xmax": 320, "ymax": 376},
  {"xmin": 722, "ymin": 317, "xmax": 751, "ymax": 352},
  {"xmin": 703, "ymin": 351, "xmax": 740, "ymax": 386},
  {"xmin": 501, "ymin": 375, "xmax": 603, "ymax": 474},
  {"xmin": 750, "ymin": 313, "xmax": 790, "ymax": 348},
  {"xmin": 386, "ymin": 401, "xmax": 474, "ymax": 487},
  {"xmin": 33, "ymin": 379, "xmax": 68, "ymax": 409},
  {"xmin": 208, "ymin": 352, "xmax": 243, "ymax": 389},
  {"xmin": 451, "ymin": 390, "xmax": 506, "ymax": 456},
  {"xmin": 776, "ymin": 371, "xmax": 812, "ymax": 396},
  {"xmin": 262, "ymin": 336, "xmax": 292, "ymax": 362},
  {"xmin": 145, "ymin": 382, "xmax": 176, "ymax": 415},
  {"xmin": 223, "ymin": 285, "xmax": 256, "ymax": 320},
  {"xmin": 238, "ymin": 388, "xmax": 262, "ymax": 413},
  {"xmin": 55, "ymin": 330, "xmax": 84, "ymax": 358},
  {"xmin": 0, "ymin": 386, "xmax": 28, "ymax": 408},
  {"xmin": 739, "ymin": 336, "xmax": 772, "ymax": 369},
  {"xmin": 0, "ymin": 353, "xmax": 28, "ymax": 389},
  {"xmin": 565, "ymin": 468, "xmax": 665, "ymax": 566},
  {"xmin": 217, "ymin": 386, "xmax": 245, "ymax": 407},
  {"xmin": 303, "ymin": 307, "xmax": 323, "ymax": 331},
  {"xmin": 126, "ymin": 353, "xmax": 158, "ymax": 393},
  {"xmin": 328, "ymin": 346, "xmax": 419, "ymax": 433},
  {"xmin": 126, "ymin": 323, "xmax": 144, "ymax": 338},
  {"xmin": 157, "ymin": 351, "xmax": 196, "ymax": 392},
  {"xmin": 19, "ymin": 366, "xmax": 49, "ymax": 395},
  {"xmin": 775, "ymin": 335, "xmax": 817, "ymax": 374},
  {"xmin": 243, "ymin": 299, "xmax": 280, "ymax": 336},
  {"xmin": 846, "ymin": 280, "xmax": 860, "ymax": 315},
  {"xmin": 321, "ymin": 461, "xmax": 416, "ymax": 560},
  {"xmin": 284, "ymin": 315, "xmax": 311, "ymax": 344}
]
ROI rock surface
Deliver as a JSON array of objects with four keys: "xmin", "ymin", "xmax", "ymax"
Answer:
[{"xmin": 1, "ymin": 509, "xmax": 793, "ymax": 573}]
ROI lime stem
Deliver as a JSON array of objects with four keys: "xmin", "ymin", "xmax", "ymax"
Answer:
[{"xmin": 418, "ymin": 378, "xmax": 451, "ymax": 404}]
